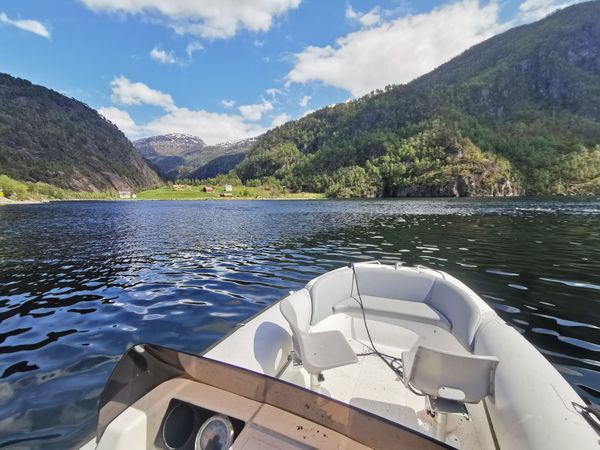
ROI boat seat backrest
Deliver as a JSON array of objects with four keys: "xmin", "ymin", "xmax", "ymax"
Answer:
[
  {"xmin": 309, "ymin": 268, "xmax": 355, "ymax": 325},
  {"xmin": 280, "ymin": 290, "xmax": 312, "ymax": 333},
  {"xmin": 353, "ymin": 266, "xmax": 435, "ymax": 302},
  {"xmin": 310, "ymin": 266, "xmax": 436, "ymax": 325},
  {"xmin": 280, "ymin": 291, "xmax": 313, "ymax": 363},
  {"xmin": 403, "ymin": 344, "xmax": 499, "ymax": 403},
  {"xmin": 426, "ymin": 277, "xmax": 492, "ymax": 350}
]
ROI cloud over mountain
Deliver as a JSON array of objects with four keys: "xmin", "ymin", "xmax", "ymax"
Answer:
[
  {"xmin": 99, "ymin": 76, "xmax": 268, "ymax": 144},
  {"xmin": 286, "ymin": 0, "xmax": 502, "ymax": 97}
]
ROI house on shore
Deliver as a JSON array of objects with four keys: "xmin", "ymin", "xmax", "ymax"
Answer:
[
  {"xmin": 224, "ymin": 184, "xmax": 233, "ymax": 192},
  {"xmin": 118, "ymin": 191, "xmax": 132, "ymax": 199},
  {"xmin": 202, "ymin": 186, "xmax": 214, "ymax": 193}
]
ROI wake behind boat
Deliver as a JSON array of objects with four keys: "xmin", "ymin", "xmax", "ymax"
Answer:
[{"xmin": 83, "ymin": 263, "xmax": 600, "ymax": 449}]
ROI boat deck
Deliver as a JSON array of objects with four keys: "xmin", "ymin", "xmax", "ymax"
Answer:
[
  {"xmin": 279, "ymin": 312, "xmax": 491, "ymax": 450},
  {"xmin": 202, "ymin": 265, "xmax": 600, "ymax": 450}
]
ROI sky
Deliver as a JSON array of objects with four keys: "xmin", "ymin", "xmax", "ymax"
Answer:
[{"xmin": 0, "ymin": 0, "xmax": 586, "ymax": 144}]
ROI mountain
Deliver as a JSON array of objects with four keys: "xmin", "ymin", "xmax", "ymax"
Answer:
[
  {"xmin": 187, "ymin": 137, "xmax": 258, "ymax": 179},
  {"xmin": 134, "ymin": 133, "xmax": 207, "ymax": 179},
  {"xmin": 134, "ymin": 134, "xmax": 257, "ymax": 180},
  {"xmin": 236, "ymin": 2, "xmax": 600, "ymax": 197},
  {"xmin": 0, "ymin": 73, "xmax": 161, "ymax": 192}
]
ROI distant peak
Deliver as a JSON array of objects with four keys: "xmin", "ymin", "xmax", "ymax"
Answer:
[
  {"xmin": 165, "ymin": 133, "xmax": 197, "ymax": 139},
  {"xmin": 214, "ymin": 136, "xmax": 259, "ymax": 148},
  {"xmin": 134, "ymin": 133, "xmax": 206, "ymax": 146}
]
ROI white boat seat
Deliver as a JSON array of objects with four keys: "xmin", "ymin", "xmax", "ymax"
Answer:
[
  {"xmin": 332, "ymin": 296, "xmax": 452, "ymax": 331},
  {"xmin": 290, "ymin": 329, "xmax": 358, "ymax": 374},
  {"xmin": 402, "ymin": 344, "xmax": 499, "ymax": 403},
  {"xmin": 280, "ymin": 296, "xmax": 358, "ymax": 376}
]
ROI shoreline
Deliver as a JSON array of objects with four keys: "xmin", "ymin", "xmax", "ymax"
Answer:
[
  {"xmin": 3, "ymin": 194, "xmax": 598, "ymax": 205},
  {"xmin": 131, "ymin": 196, "xmax": 327, "ymax": 201},
  {"xmin": 0, "ymin": 196, "xmax": 327, "ymax": 204},
  {"xmin": 0, "ymin": 198, "xmax": 49, "ymax": 205}
]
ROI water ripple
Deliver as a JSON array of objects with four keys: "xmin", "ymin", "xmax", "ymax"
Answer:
[{"xmin": 0, "ymin": 198, "xmax": 599, "ymax": 448}]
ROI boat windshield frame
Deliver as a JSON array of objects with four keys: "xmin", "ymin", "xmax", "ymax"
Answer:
[{"xmin": 96, "ymin": 343, "xmax": 452, "ymax": 449}]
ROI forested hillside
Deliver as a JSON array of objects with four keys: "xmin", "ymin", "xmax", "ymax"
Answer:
[
  {"xmin": 237, "ymin": 2, "xmax": 600, "ymax": 197},
  {"xmin": 0, "ymin": 73, "xmax": 161, "ymax": 192}
]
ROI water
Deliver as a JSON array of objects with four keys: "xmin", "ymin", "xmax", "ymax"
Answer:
[{"xmin": 0, "ymin": 198, "xmax": 599, "ymax": 449}]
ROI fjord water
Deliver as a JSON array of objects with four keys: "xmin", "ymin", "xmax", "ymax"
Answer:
[{"xmin": 1, "ymin": 199, "xmax": 599, "ymax": 448}]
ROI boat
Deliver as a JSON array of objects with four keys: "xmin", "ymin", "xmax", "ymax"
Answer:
[{"xmin": 82, "ymin": 262, "xmax": 600, "ymax": 449}]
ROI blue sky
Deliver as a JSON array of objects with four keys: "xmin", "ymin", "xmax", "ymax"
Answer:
[{"xmin": 0, "ymin": 0, "xmax": 584, "ymax": 144}]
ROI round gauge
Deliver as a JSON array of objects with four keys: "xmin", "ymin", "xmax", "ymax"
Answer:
[{"xmin": 194, "ymin": 414, "xmax": 234, "ymax": 450}]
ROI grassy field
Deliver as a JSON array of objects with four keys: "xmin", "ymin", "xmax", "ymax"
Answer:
[
  {"xmin": 0, "ymin": 174, "xmax": 326, "ymax": 203},
  {"xmin": 136, "ymin": 184, "xmax": 326, "ymax": 200},
  {"xmin": 0, "ymin": 174, "xmax": 115, "ymax": 202}
]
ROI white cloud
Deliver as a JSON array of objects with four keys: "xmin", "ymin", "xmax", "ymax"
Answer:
[
  {"xmin": 271, "ymin": 113, "xmax": 291, "ymax": 127},
  {"xmin": 150, "ymin": 42, "xmax": 204, "ymax": 65},
  {"xmin": 299, "ymin": 95, "xmax": 311, "ymax": 107},
  {"xmin": 518, "ymin": 0, "xmax": 583, "ymax": 21},
  {"xmin": 266, "ymin": 88, "xmax": 282, "ymax": 97},
  {"xmin": 80, "ymin": 0, "xmax": 301, "ymax": 39},
  {"xmin": 150, "ymin": 47, "xmax": 177, "ymax": 64},
  {"xmin": 287, "ymin": 0, "xmax": 503, "ymax": 97},
  {"xmin": 221, "ymin": 99, "xmax": 236, "ymax": 108},
  {"xmin": 345, "ymin": 5, "xmax": 359, "ymax": 21},
  {"xmin": 99, "ymin": 78, "xmax": 277, "ymax": 144},
  {"xmin": 186, "ymin": 41, "xmax": 204, "ymax": 57},
  {"xmin": 110, "ymin": 76, "xmax": 176, "ymax": 111},
  {"xmin": 346, "ymin": 5, "xmax": 381, "ymax": 28},
  {"xmin": 98, "ymin": 106, "xmax": 140, "ymax": 136},
  {"xmin": 254, "ymin": 39, "xmax": 267, "ymax": 47},
  {"xmin": 0, "ymin": 12, "xmax": 51, "ymax": 39},
  {"xmin": 238, "ymin": 100, "xmax": 273, "ymax": 121}
]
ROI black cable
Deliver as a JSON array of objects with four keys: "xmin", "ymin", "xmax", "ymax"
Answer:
[
  {"xmin": 350, "ymin": 263, "xmax": 403, "ymax": 379},
  {"xmin": 355, "ymin": 341, "xmax": 402, "ymax": 360},
  {"xmin": 357, "ymin": 339, "xmax": 405, "ymax": 376}
]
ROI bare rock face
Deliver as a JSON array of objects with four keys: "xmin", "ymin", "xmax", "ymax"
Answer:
[
  {"xmin": 452, "ymin": 175, "xmax": 520, "ymax": 197},
  {"xmin": 386, "ymin": 139, "xmax": 521, "ymax": 198},
  {"xmin": 389, "ymin": 176, "xmax": 519, "ymax": 198}
]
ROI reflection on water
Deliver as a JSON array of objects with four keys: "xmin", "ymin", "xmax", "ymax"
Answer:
[{"xmin": 0, "ymin": 198, "xmax": 599, "ymax": 448}]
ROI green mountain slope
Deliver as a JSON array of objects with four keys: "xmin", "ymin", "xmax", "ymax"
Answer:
[
  {"xmin": 237, "ymin": 2, "xmax": 600, "ymax": 197},
  {"xmin": 0, "ymin": 73, "xmax": 161, "ymax": 192},
  {"xmin": 188, "ymin": 151, "xmax": 249, "ymax": 179}
]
